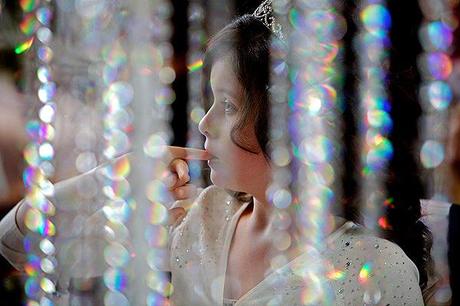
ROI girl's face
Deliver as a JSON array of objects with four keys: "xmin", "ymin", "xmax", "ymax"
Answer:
[{"xmin": 198, "ymin": 56, "xmax": 271, "ymax": 198}]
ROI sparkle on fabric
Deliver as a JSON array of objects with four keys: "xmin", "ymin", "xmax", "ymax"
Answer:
[
  {"xmin": 327, "ymin": 269, "xmax": 346, "ymax": 280},
  {"xmin": 359, "ymin": 262, "xmax": 373, "ymax": 284}
]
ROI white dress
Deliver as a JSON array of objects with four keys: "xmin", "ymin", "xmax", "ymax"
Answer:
[
  {"xmin": 169, "ymin": 185, "xmax": 424, "ymax": 305},
  {"xmin": 0, "ymin": 163, "xmax": 424, "ymax": 305}
]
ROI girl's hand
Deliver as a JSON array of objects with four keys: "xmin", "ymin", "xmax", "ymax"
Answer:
[
  {"xmin": 164, "ymin": 146, "xmax": 211, "ymax": 201},
  {"xmin": 165, "ymin": 158, "xmax": 196, "ymax": 201},
  {"xmin": 164, "ymin": 146, "xmax": 212, "ymax": 225}
]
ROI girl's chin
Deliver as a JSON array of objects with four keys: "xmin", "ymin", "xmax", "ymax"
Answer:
[
  {"xmin": 209, "ymin": 170, "xmax": 234, "ymax": 190},
  {"xmin": 209, "ymin": 170, "xmax": 221, "ymax": 186}
]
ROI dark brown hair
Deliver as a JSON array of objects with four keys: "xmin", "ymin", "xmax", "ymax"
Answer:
[{"xmin": 201, "ymin": 14, "xmax": 271, "ymax": 161}]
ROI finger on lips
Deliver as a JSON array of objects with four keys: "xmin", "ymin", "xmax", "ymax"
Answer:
[
  {"xmin": 167, "ymin": 146, "xmax": 212, "ymax": 161},
  {"xmin": 162, "ymin": 146, "xmax": 205, "ymax": 199}
]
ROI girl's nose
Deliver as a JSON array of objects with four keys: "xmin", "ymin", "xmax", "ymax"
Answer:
[{"xmin": 198, "ymin": 108, "xmax": 218, "ymax": 138}]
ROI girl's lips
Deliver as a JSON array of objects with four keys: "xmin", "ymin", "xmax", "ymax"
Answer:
[
  {"xmin": 207, "ymin": 158, "xmax": 218, "ymax": 167},
  {"xmin": 204, "ymin": 147, "xmax": 218, "ymax": 160}
]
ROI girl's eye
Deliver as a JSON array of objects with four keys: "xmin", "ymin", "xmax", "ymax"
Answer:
[{"xmin": 223, "ymin": 98, "xmax": 237, "ymax": 114}]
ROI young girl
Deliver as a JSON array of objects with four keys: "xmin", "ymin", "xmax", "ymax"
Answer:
[
  {"xmin": 166, "ymin": 13, "xmax": 428, "ymax": 306},
  {"xmin": 0, "ymin": 4, "xmax": 430, "ymax": 306}
]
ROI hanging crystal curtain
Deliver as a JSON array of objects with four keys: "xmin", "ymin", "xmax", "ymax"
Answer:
[
  {"xmin": 418, "ymin": 0, "xmax": 457, "ymax": 201},
  {"xmin": 21, "ymin": 0, "xmax": 60, "ymax": 304},
  {"xmin": 266, "ymin": 0, "xmax": 295, "ymax": 284},
  {"xmin": 268, "ymin": 0, "xmax": 346, "ymax": 303},
  {"xmin": 13, "ymin": 0, "xmax": 460, "ymax": 305},
  {"xmin": 417, "ymin": 2, "xmax": 457, "ymax": 303},
  {"xmin": 124, "ymin": 0, "xmax": 175, "ymax": 304},
  {"xmin": 19, "ymin": 0, "xmax": 174, "ymax": 304},
  {"xmin": 355, "ymin": 1, "xmax": 393, "ymax": 232}
]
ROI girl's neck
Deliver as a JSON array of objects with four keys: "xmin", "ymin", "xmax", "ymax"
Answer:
[
  {"xmin": 247, "ymin": 196, "xmax": 347, "ymax": 245},
  {"xmin": 244, "ymin": 196, "xmax": 274, "ymax": 232}
]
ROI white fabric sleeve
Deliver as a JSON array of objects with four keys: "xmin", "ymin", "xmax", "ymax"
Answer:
[
  {"xmin": 0, "ymin": 201, "xmax": 27, "ymax": 271},
  {"xmin": 0, "ymin": 163, "xmax": 107, "ymax": 278}
]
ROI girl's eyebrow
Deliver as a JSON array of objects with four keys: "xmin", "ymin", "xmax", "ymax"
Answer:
[{"xmin": 214, "ymin": 87, "xmax": 239, "ymax": 102}]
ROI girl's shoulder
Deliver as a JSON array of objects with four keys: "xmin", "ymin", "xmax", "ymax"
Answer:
[
  {"xmin": 329, "ymin": 223, "xmax": 420, "ymax": 280},
  {"xmin": 170, "ymin": 185, "xmax": 241, "ymax": 233},
  {"xmin": 324, "ymin": 223, "xmax": 424, "ymax": 305},
  {"xmin": 170, "ymin": 185, "xmax": 233, "ymax": 214}
]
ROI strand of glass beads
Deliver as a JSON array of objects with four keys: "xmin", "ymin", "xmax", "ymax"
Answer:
[
  {"xmin": 22, "ymin": 0, "xmax": 60, "ymax": 304},
  {"xmin": 186, "ymin": 0, "xmax": 206, "ymax": 187},
  {"xmin": 266, "ymin": 2, "xmax": 296, "ymax": 297},
  {"xmin": 356, "ymin": 1, "xmax": 393, "ymax": 231},
  {"xmin": 16, "ymin": 0, "xmax": 39, "ymax": 54},
  {"xmin": 417, "ymin": 0, "xmax": 457, "ymax": 200},
  {"xmin": 99, "ymin": 4, "xmax": 134, "ymax": 305},
  {"xmin": 288, "ymin": 1, "xmax": 345, "ymax": 303},
  {"xmin": 127, "ymin": 0, "xmax": 175, "ymax": 304}
]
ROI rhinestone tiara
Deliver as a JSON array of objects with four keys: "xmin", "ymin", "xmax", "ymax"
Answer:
[{"xmin": 252, "ymin": 0, "xmax": 285, "ymax": 41}]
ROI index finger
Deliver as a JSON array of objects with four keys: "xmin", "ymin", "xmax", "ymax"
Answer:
[{"xmin": 167, "ymin": 146, "xmax": 212, "ymax": 161}]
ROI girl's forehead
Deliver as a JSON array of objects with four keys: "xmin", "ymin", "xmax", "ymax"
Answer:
[{"xmin": 210, "ymin": 57, "xmax": 242, "ymax": 98}]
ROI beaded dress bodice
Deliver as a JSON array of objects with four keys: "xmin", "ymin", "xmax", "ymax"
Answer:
[{"xmin": 168, "ymin": 186, "xmax": 424, "ymax": 306}]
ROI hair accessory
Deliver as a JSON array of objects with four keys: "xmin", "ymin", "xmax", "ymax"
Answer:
[{"xmin": 252, "ymin": 0, "xmax": 285, "ymax": 41}]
